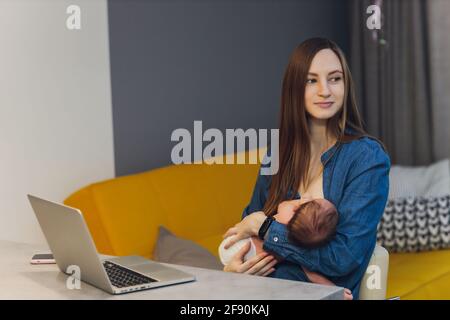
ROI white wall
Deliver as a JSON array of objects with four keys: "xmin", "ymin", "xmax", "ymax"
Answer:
[{"xmin": 0, "ymin": 0, "xmax": 115, "ymax": 245}]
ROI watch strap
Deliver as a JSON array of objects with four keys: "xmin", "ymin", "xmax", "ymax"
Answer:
[{"xmin": 258, "ymin": 216, "xmax": 275, "ymax": 240}]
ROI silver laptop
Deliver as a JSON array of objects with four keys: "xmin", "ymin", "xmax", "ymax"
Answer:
[{"xmin": 27, "ymin": 194, "xmax": 195, "ymax": 294}]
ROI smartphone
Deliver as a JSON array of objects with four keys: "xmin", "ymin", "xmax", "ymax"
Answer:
[{"xmin": 30, "ymin": 253, "xmax": 56, "ymax": 264}]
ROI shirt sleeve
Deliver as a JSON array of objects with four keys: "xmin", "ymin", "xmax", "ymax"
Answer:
[
  {"xmin": 241, "ymin": 167, "xmax": 271, "ymax": 219},
  {"xmin": 263, "ymin": 143, "xmax": 391, "ymax": 277}
]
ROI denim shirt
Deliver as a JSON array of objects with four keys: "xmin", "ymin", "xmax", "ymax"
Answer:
[{"xmin": 241, "ymin": 136, "xmax": 391, "ymax": 299}]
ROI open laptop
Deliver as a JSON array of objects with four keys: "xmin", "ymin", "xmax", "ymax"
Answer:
[{"xmin": 27, "ymin": 194, "xmax": 195, "ymax": 294}]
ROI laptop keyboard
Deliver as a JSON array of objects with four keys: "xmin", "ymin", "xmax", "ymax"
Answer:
[{"xmin": 103, "ymin": 261, "xmax": 157, "ymax": 288}]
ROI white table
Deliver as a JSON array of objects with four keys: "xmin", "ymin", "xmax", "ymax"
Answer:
[{"xmin": 0, "ymin": 240, "xmax": 344, "ymax": 300}]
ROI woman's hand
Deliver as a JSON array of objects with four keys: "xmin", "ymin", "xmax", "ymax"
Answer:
[
  {"xmin": 223, "ymin": 242, "xmax": 277, "ymax": 276},
  {"xmin": 222, "ymin": 211, "xmax": 266, "ymax": 249}
]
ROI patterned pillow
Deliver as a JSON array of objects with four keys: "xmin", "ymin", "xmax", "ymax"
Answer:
[{"xmin": 377, "ymin": 195, "xmax": 450, "ymax": 253}]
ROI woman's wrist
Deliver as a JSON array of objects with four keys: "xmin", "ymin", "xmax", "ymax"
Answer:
[{"xmin": 252, "ymin": 211, "xmax": 268, "ymax": 235}]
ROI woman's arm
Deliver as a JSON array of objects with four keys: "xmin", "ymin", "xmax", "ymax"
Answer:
[
  {"xmin": 221, "ymin": 165, "xmax": 277, "ymax": 275},
  {"xmin": 263, "ymin": 145, "xmax": 390, "ymax": 278},
  {"xmin": 223, "ymin": 176, "xmax": 303, "ymax": 249},
  {"xmin": 241, "ymin": 167, "xmax": 271, "ymax": 219},
  {"xmin": 222, "ymin": 164, "xmax": 271, "ymax": 249}
]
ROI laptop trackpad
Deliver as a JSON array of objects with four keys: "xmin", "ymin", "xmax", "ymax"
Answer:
[
  {"xmin": 133, "ymin": 263, "xmax": 195, "ymax": 282},
  {"xmin": 108, "ymin": 256, "xmax": 193, "ymax": 282}
]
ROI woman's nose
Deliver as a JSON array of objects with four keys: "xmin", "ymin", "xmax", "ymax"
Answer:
[{"xmin": 318, "ymin": 80, "xmax": 331, "ymax": 97}]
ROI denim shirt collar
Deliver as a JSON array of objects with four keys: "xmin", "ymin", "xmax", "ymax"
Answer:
[
  {"xmin": 288, "ymin": 126, "xmax": 357, "ymax": 200},
  {"xmin": 321, "ymin": 126, "xmax": 358, "ymax": 164}
]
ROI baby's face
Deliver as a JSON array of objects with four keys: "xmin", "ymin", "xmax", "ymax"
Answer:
[
  {"xmin": 275, "ymin": 198, "xmax": 335, "ymax": 224},
  {"xmin": 275, "ymin": 198, "xmax": 313, "ymax": 224}
]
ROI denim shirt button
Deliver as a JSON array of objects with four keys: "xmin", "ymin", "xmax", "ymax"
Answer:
[{"xmin": 273, "ymin": 236, "xmax": 279, "ymax": 242}]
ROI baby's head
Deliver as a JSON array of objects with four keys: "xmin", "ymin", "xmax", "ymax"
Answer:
[{"xmin": 287, "ymin": 198, "xmax": 338, "ymax": 249}]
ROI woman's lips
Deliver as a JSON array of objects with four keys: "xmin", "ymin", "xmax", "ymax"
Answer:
[{"xmin": 314, "ymin": 102, "xmax": 334, "ymax": 108}]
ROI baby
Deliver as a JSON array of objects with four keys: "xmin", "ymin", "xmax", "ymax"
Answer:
[
  {"xmin": 219, "ymin": 197, "xmax": 353, "ymax": 300},
  {"xmin": 277, "ymin": 197, "xmax": 338, "ymax": 249}
]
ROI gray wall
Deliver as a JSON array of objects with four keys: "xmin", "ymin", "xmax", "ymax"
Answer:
[{"xmin": 108, "ymin": 0, "xmax": 350, "ymax": 176}]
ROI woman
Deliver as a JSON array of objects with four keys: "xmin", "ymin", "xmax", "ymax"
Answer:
[{"xmin": 222, "ymin": 38, "xmax": 390, "ymax": 300}]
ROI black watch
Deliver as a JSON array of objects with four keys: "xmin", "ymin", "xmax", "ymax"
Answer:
[{"xmin": 258, "ymin": 216, "xmax": 275, "ymax": 240}]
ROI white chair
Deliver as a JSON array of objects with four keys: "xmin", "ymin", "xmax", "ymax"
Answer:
[{"xmin": 359, "ymin": 245, "xmax": 390, "ymax": 300}]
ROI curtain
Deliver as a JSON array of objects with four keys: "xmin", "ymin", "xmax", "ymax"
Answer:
[{"xmin": 350, "ymin": 0, "xmax": 450, "ymax": 165}]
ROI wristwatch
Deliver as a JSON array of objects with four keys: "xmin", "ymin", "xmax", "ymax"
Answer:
[{"xmin": 258, "ymin": 216, "xmax": 275, "ymax": 240}]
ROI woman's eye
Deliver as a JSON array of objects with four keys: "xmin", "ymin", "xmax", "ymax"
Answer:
[
  {"xmin": 306, "ymin": 79, "xmax": 316, "ymax": 84},
  {"xmin": 329, "ymin": 77, "xmax": 342, "ymax": 82}
]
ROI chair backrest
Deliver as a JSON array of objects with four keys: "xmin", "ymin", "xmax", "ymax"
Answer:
[{"xmin": 359, "ymin": 245, "xmax": 389, "ymax": 300}]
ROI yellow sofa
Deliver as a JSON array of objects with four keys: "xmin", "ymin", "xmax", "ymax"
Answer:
[{"xmin": 64, "ymin": 151, "xmax": 450, "ymax": 300}]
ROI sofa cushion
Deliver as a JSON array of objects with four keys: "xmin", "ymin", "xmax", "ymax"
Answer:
[
  {"xmin": 389, "ymin": 159, "xmax": 450, "ymax": 198},
  {"xmin": 195, "ymin": 233, "xmax": 226, "ymax": 259},
  {"xmin": 377, "ymin": 195, "xmax": 450, "ymax": 253},
  {"xmin": 388, "ymin": 249, "xmax": 450, "ymax": 299},
  {"xmin": 153, "ymin": 226, "xmax": 223, "ymax": 270}
]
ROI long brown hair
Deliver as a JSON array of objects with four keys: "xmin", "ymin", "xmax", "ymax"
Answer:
[{"xmin": 263, "ymin": 38, "xmax": 377, "ymax": 216}]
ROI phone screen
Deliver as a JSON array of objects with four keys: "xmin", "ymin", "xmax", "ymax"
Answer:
[{"xmin": 32, "ymin": 253, "xmax": 54, "ymax": 260}]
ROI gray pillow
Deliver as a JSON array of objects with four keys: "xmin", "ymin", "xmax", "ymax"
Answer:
[
  {"xmin": 377, "ymin": 195, "xmax": 450, "ymax": 253},
  {"xmin": 153, "ymin": 226, "xmax": 223, "ymax": 270},
  {"xmin": 389, "ymin": 159, "xmax": 450, "ymax": 199}
]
